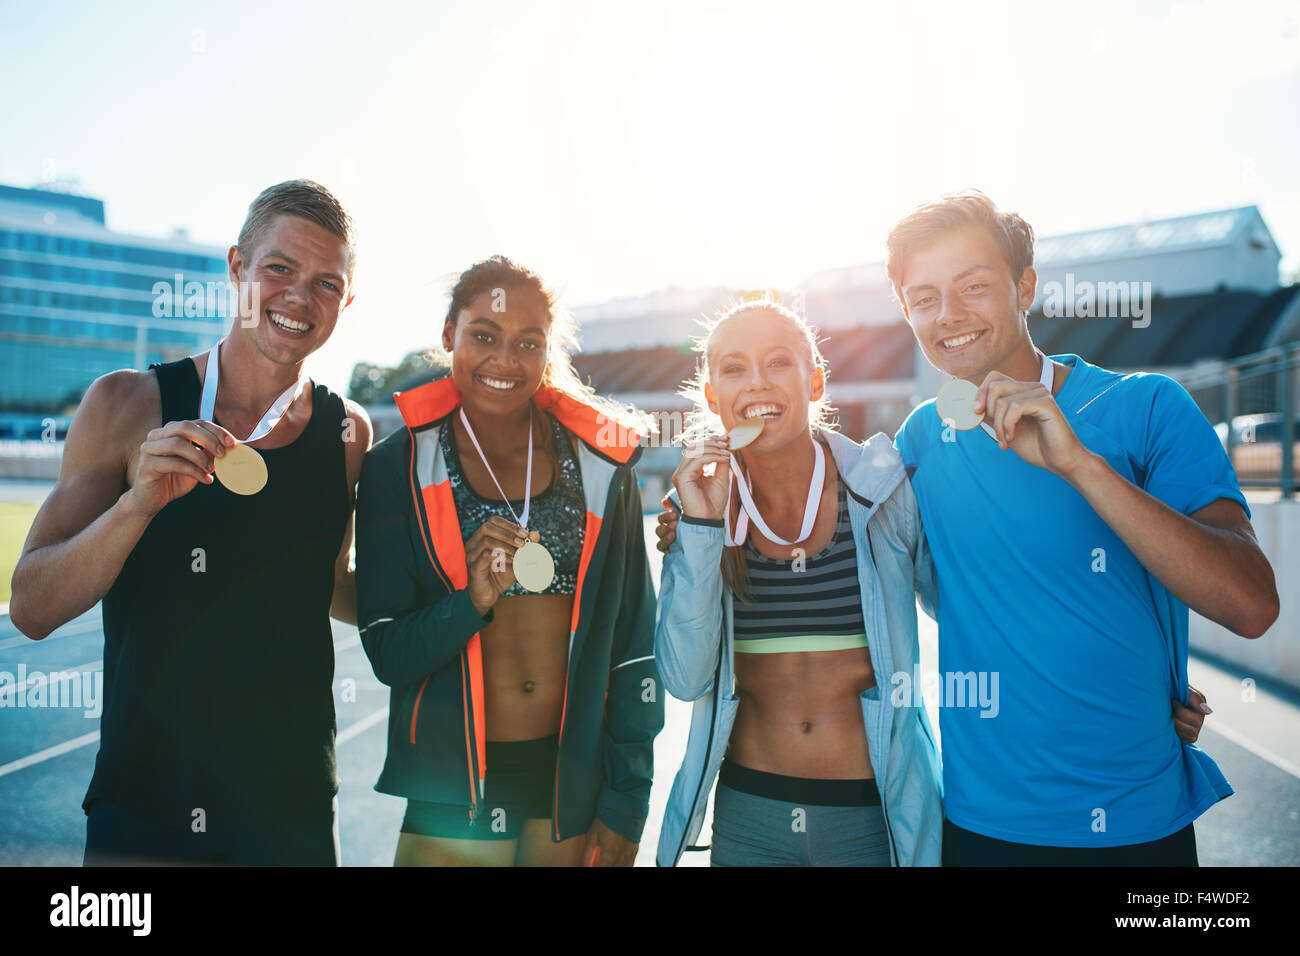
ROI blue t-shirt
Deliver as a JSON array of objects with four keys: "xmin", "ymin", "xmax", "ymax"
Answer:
[{"xmin": 895, "ymin": 353, "xmax": 1242, "ymax": 847}]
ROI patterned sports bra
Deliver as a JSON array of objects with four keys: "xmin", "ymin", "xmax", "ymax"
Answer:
[{"xmin": 441, "ymin": 408, "xmax": 585, "ymax": 597}]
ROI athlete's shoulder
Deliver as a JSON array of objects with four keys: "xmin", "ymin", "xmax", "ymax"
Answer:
[
  {"xmin": 1061, "ymin": 354, "xmax": 1183, "ymax": 415},
  {"xmin": 894, "ymin": 397, "xmax": 940, "ymax": 459},
  {"xmin": 897, "ymin": 397, "xmax": 939, "ymax": 433},
  {"xmin": 339, "ymin": 395, "xmax": 373, "ymax": 440},
  {"xmin": 79, "ymin": 368, "xmax": 163, "ymax": 433}
]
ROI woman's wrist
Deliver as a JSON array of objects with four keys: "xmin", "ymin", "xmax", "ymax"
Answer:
[{"xmin": 469, "ymin": 590, "xmax": 496, "ymax": 618}]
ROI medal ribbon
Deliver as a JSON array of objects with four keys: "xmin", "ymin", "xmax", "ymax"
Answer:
[
  {"xmin": 200, "ymin": 338, "xmax": 304, "ymax": 443},
  {"xmin": 458, "ymin": 406, "xmax": 534, "ymax": 531},
  {"xmin": 724, "ymin": 438, "xmax": 826, "ymax": 547},
  {"xmin": 978, "ymin": 351, "xmax": 1055, "ymax": 441}
]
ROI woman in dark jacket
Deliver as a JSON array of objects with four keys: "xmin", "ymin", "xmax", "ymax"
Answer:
[{"xmin": 354, "ymin": 256, "xmax": 663, "ymax": 866}]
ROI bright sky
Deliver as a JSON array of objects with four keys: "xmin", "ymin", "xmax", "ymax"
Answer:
[{"xmin": 3, "ymin": 0, "xmax": 1298, "ymax": 393}]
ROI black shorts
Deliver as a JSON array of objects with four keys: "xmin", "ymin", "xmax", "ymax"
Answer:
[
  {"xmin": 941, "ymin": 817, "xmax": 1199, "ymax": 866},
  {"xmin": 84, "ymin": 797, "xmax": 340, "ymax": 866},
  {"xmin": 400, "ymin": 734, "xmax": 558, "ymax": 841}
]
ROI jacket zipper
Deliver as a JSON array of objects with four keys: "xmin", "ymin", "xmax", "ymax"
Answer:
[
  {"xmin": 862, "ymin": 518, "xmax": 899, "ymax": 866},
  {"xmin": 462, "ymin": 649, "xmax": 481, "ymax": 825},
  {"xmin": 406, "ymin": 425, "xmax": 481, "ymax": 825},
  {"xmin": 674, "ymin": 616, "xmax": 726, "ymax": 863},
  {"xmin": 409, "ymin": 676, "xmax": 429, "ymax": 744},
  {"xmin": 551, "ymin": 465, "xmax": 626, "ymax": 842}
]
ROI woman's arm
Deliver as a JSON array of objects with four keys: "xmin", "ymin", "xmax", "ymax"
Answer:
[
  {"xmin": 354, "ymin": 440, "xmax": 493, "ymax": 687},
  {"xmin": 654, "ymin": 494, "xmax": 726, "ymax": 702}
]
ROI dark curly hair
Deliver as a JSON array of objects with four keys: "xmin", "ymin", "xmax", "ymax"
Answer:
[{"xmin": 433, "ymin": 256, "xmax": 655, "ymax": 473}]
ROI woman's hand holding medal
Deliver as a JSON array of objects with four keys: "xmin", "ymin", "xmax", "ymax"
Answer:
[
  {"xmin": 124, "ymin": 419, "xmax": 237, "ymax": 519},
  {"xmin": 672, "ymin": 437, "xmax": 732, "ymax": 520},
  {"xmin": 466, "ymin": 516, "xmax": 539, "ymax": 616}
]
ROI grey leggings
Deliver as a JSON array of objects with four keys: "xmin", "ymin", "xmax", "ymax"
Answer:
[{"xmin": 710, "ymin": 783, "xmax": 891, "ymax": 867}]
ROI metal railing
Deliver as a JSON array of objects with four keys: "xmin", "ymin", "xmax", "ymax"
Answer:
[{"xmin": 1180, "ymin": 343, "xmax": 1299, "ymax": 497}]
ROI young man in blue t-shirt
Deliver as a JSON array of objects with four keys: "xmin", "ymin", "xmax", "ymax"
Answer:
[{"xmin": 887, "ymin": 190, "xmax": 1279, "ymax": 864}]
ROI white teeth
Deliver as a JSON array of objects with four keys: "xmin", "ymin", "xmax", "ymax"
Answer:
[
  {"xmin": 478, "ymin": 376, "xmax": 518, "ymax": 391},
  {"xmin": 269, "ymin": 311, "xmax": 309, "ymax": 332},
  {"xmin": 942, "ymin": 331, "xmax": 981, "ymax": 350},
  {"xmin": 741, "ymin": 404, "xmax": 782, "ymax": 419}
]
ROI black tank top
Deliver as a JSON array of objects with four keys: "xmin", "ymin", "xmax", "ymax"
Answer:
[{"xmin": 87, "ymin": 357, "xmax": 349, "ymax": 829}]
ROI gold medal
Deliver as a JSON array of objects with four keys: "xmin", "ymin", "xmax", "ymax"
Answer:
[
  {"xmin": 936, "ymin": 378, "xmax": 983, "ymax": 431},
  {"xmin": 512, "ymin": 539, "xmax": 555, "ymax": 592},
  {"xmin": 214, "ymin": 443, "xmax": 268, "ymax": 495},
  {"xmin": 200, "ymin": 340, "xmax": 303, "ymax": 498},
  {"xmin": 727, "ymin": 417, "xmax": 765, "ymax": 449}
]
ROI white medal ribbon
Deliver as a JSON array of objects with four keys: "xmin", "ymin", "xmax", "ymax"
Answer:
[
  {"xmin": 979, "ymin": 351, "xmax": 1055, "ymax": 441},
  {"xmin": 458, "ymin": 406, "xmax": 534, "ymax": 531},
  {"xmin": 724, "ymin": 438, "xmax": 826, "ymax": 547},
  {"xmin": 200, "ymin": 339, "xmax": 304, "ymax": 443}
]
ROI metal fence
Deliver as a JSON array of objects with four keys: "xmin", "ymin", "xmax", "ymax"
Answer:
[{"xmin": 1180, "ymin": 343, "xmax": 1299, "ymax": 497}]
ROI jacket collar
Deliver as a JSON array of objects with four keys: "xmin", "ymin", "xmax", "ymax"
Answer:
[
  {"xmin": 665, "ymin": 428, "xmax": 904, "ymax": 513},
  {"xmin": 393, "ymin": 376, "xmax": 641, "ymax": 465},
  {"xmin": 816, "ymin": 428, "xmax": 904, "ymax": 508}
]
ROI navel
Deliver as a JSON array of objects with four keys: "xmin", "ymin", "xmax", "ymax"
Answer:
[{"xmin": 522, "ymin": 680, "xmax": 536, "ymax": 694}]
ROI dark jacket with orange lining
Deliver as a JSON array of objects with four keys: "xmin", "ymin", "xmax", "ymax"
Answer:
[{"xmin": 353, "ymin": 377, "xmax": 664, "ymax": 843}]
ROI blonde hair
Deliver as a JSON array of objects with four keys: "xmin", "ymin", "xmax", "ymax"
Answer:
[{"xmin": 676, "ymin": 294, "xmax": 837, "ymax": 601}]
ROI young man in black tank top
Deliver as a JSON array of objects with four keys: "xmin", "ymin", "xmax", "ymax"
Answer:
[{"xmin": 10, "ymin": 180, "xmax": 373, "ymax": 865}]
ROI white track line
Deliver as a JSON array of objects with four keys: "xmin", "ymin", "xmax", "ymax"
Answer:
[
  {"xmin": 0, "ymin": 660, "xmax": 102, "ymax": 703},
  {"xmin": 336, "ymin": 706, "xmax": 388, "ymax": 745},
  {"xmin": 0, "ymin": 624, "xmax": 366, "ymax": 778},
  {"xmin": 0, "ymin": 626, "xmax": 358, "ymax": 655},
  {"xmin": 0, "ymin": 690, "xmax": 382, "ymax": 780},
  {"xmin": 0, "ymin": 620, "xmax": 103, "ymax": 651},
  {"xmin": 0, "ymin": 731, "xmax": 99, "ymax": 778},
  {"xmin": 1202, "ymin": 719, "xmax": 1300, "ymax": 780}
]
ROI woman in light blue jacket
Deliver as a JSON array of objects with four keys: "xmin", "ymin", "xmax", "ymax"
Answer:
[{"xmin": 655, "ymin": 297, "xmax": 943, "ymax": 867}]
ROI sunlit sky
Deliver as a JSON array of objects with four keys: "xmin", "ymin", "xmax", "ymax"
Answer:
[{"xmin": 3, "ymin": 0, "xmax": 1299, "ymax": 393}]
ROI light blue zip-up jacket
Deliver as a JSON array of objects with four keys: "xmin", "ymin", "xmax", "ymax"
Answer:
[{"xmin": 655, "ymin": 428, "xmax": 944, "ymax": 866}]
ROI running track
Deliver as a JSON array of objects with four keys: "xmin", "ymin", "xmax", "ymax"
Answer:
[{"xmin": 1, "ymin": 518, "xmax": 1297, "ymax": 866}]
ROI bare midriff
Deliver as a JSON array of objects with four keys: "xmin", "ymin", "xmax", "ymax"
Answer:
[
  {"xmin": 480, "ymin": 592, "xmax": 574, "ymax": 741},
  {"xmin": 724, "ymin": 449, "xmax": 877, "ymax": 779},
  {"xmin": 729, "ymin": 647, "xmax": 877, "ymax": 778}
]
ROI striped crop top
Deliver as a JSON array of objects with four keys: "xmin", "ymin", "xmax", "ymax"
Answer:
[{"xmin": 731, "ymin": 482, "xmax": 869, "ymax": 654}]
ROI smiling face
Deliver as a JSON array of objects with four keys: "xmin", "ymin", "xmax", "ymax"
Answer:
[
  {"xmin": 442, "ymin": 287, "xmax": 550, "ymax": 417},
  {"xmin": 227, "ymin": 214, "xmax": 353, "ymax": 366},
  {"xmin": 704, "ymin": 308, "xmax": 825, "ymax": 453},
  {"xmin": 897, "ymin": 226, "xmax": 1037, "ymax": 382}
]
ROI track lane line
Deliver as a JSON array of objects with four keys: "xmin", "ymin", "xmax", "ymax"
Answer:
[
  {"xmin": 0, "ymin": 731, "xmax": 99, "ymax": 779},
  {"xmin": 1202, "ymin": 719, "xmax": 1300, "ymax": 780}
]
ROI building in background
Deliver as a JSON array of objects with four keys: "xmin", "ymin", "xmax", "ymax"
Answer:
[
  {"xmin": 360, "ymin": 204, "xmax": 1300, "ymax": 505},
  {"xmin": 0, "ymin": 183, "xmax": 227, "ymax": 445}
]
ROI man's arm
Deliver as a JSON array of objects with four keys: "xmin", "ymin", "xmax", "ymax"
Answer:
[
  {"xmin": 1060, "ymin": 465, "xmax": 1275, "ymax": 638},
  {"xmin": 329, "ymin": 400, "xmax": 373, "ymax": 625},
  {"xmin": 977, "ymin": 371, "xmax": 1279, "ymax": 639},
  {"xmin": 10, "ymin": 369, "xmax": 234, "ymax": 640}
]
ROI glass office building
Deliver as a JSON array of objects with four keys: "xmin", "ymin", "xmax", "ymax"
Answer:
[{"xmin": 0, "ymin": 183, "xmax": 228, "ymax": 431}]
